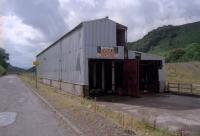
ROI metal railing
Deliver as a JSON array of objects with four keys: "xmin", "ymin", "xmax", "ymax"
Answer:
[{"xmin": 167, "ymin": 82, "xmax": 200, "ymax": 95}]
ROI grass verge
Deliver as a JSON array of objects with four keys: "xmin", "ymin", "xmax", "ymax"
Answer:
[{"xmin": 19, "ymin": 73, "xmax": 177, "ymax": 136}]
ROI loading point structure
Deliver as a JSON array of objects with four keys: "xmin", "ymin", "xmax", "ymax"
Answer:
[{"xmin": 37, "ymin": 17, "xmax": 165, "ymax": 97}]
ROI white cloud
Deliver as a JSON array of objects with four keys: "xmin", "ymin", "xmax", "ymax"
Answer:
[
  {"xmin": 3, "ymin": 15, "xmax": 44, "ymax": 46},
  {"xmin": 0, "ymin": 16, "xmax": 4, "ymax": 48},
  {"xmin": 2, "ymin": 15, "xmax": 46, "ymax": 68}
]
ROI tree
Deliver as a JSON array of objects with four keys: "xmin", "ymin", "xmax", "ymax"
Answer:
[{"xmin": 0, "ymin": 48, "xmax": 9, "ymax": 69}]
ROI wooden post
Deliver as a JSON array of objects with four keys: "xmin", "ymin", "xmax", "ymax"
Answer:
[
  {"xmin": 35, "ymin": 68, "xmax": 38, "ymax": 89},
  {"xmin": 122, "ymin": 113, "xmax": 124, "ymax": 128},
  {"xmin": 167, "ymin": 82, "xmax": 169, "ymax": 92},
  {"xmin": 179, "ymin": 128, "xmax": 183, "ymax": 136},
  {"xmin": 153, "ymin": 119, "xmax": 157, "ymax": 129},
  {"xmin": 131, "ymin": 118, "xmax": 134, "ymax": 132},
  {"xmin": 94, "ymin": 97, "xmax": 97, "ymax": 112},
  {"xmin": 118, "ymin": 112, "xmax": 121, "ymax": 124},
  {"xmin": 178, "ymin": 83, "xmax": 180, "ymax": 93}
]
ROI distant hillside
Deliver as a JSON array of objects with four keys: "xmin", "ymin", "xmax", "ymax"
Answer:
[
  {"xmin": 7, "ymin": 64, "xmax": 25, "ymax": 74},
  {"xmin": 26, "ymin": 66, "xmax": 36, "ymax": 73},
  {"xmin": 128, "ymin": 21, "xmax": 200, "ymax": 62}
]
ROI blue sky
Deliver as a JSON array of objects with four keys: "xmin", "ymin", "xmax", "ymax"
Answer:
[{"xmin": 1, "ymin": 0, "xmax": 200, "ymax": 68}]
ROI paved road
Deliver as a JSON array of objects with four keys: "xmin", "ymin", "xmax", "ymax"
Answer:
[{"xmin": 0, "ymin": 75, "xmax": 78, "ymax": 136}]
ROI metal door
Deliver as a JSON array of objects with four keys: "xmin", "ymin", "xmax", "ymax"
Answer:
[{"xmin": 123, "ymin": 59, "xmax": 140, "ymax": 97}]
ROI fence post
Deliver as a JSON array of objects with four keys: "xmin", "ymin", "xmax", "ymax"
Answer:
[
  {"xmin": 94, "ymin": 97, "xmax": 97, "ymax": 112},
  {"xmin": 167, "ymin": 82, "xmax": 169, "ymax": 92},
  {"xmin": 153, "ymin": 119, "xmax": 157, "ymax": 129},
  {"xmin": 191, "ymin": 84, "xmax": 193, "ymax": 94},
  {"xmin": 178, "ymin": 82, "xmax": 180, "ymax": 93},
  {"xmin": 122, "ymin": 113, "xmax": 124, "ymax": 128},
  {"xmin": 131, "ymin": 118, "xmax": 134, "ymax": 132}
]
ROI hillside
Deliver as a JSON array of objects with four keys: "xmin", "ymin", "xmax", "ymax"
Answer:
[
  {"xmin": 128, "ymin": 21, "xmax": 200, "ymax": 62},
  {"xmin": 26, "ymin": 66, "xmax": 36, "ymax": 73},
  {"xmin": 166, "ymin": 62, "xmax": 200, "ymax": 83},
  {"xmin": 7, "ymin": 64, "xmax": 25, "ymax": 74}
]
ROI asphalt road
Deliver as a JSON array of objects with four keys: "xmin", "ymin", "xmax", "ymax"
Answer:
[{"xmin": 0, "ymin": 75, "xmax": 78, "ymax": 136}]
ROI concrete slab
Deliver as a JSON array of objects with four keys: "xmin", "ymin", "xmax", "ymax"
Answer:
[{"xmin": 96, "ymin": 94, "xmax": 200, "ymax": 135}]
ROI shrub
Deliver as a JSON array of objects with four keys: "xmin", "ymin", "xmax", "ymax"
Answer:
[
  {"xmin": 166, "ymin": 48, "xmax": 186, "ymax": 62},
  {"xmin": 0, "ymin": 65, "xmax": 6, "ymax": 76},
  {"xmin": 182, "ymin": 43, "xmax": 200, "ymax": 61}
]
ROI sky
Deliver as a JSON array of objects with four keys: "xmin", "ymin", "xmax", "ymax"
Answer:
[{"xmin": 1, "ymin": 0, "xmax": 200, "ymax": 68}]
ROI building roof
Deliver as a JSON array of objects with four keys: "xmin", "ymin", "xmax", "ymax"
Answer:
[{"xmin": 37, "ymin": 17, "xmax": 127, "ymax": 57}]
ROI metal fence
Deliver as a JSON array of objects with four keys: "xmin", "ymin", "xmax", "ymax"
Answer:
[{"xmin": 167, "ymin": 82, "xmax": 200, "ymax": 95}]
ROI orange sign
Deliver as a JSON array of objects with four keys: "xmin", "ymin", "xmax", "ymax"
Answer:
[{"xmin": 97, "ymin": 47, "xmax": 118, "ymax": 58}]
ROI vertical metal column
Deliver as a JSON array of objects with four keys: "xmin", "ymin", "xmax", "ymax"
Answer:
[
  {"xmin": 93, "ymin": 62, "xmax": 96, "ymax": 88},
  {"xmin": 112, "ymin": 61, "xmax": 115, "ymax": 91},
  {"xmin": 102, "ymin": 62, "xmax": 105, "ymax": 90},
  {"xmin": 59, "ymin": 41, "xmax": 62, "ymax": 89}
]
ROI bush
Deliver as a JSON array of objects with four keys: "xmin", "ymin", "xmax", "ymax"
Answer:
[
  {"xmin": 182, "ymin": 43, "xmax": 200, "ymax": 61},
  {"xmin": 166, "ymin": 48, "xmax": 186, "ymax": 62},
  {"xmin": 0, "ymin": 65, "xmax": 6, "ymax": 76},
  {"xmin": 166, "ymin": 43, "xmax": 200, "ymax": 62}
]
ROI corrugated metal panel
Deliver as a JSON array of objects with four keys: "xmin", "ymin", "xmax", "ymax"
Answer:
[
  {"xmin": 37, "ymin": 26, "xmax": 85, "ymax": 85},
  {"xmin": 83, "ymin": 18, "xmax": 116, "ymax": 48},
  {"xmin": 83, "ymin": 18, "xmax": 124, "ymax": 59},
  {"xmin": 61, "ymin": 27, "xmax": 85, "ymax": 85},
  {"xmin": 37, "ymin": 42, "xmax": 60, "ymax": 80}
]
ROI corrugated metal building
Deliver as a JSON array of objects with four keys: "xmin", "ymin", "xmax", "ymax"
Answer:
[{"xmin": 37, "ymin": 17, "xmax": 165, "ymax": 97}]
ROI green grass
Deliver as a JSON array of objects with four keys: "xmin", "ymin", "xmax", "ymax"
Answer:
[
  {"xmin": 166, "ymin": 62, "xmax": 200, "ymax": 83},
  {"xmin": 19, "ymin": 73, "xmax": 176, "ymax": 136}
]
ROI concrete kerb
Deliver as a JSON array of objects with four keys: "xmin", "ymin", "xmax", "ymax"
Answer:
[{"xmin": 22, "ymin": 80, "xmax": 84, "ymax": 136}]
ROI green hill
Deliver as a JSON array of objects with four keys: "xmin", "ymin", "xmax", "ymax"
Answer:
[
  {"xmin": 7, "ymin": 64, "xmax": 25, "ymax": 74},
  {"xmin": 128, "ymin": 21, "xmax": 200, "ymax": 62}
]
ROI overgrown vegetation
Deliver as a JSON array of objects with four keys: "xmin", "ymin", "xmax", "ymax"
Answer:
[
  {"xmin": 166, "ymin": 43, "xmax": 200, "ymax": 62},
  {"xmin": 128, "ymin": 21, "xmax": 200, "ymax": 62},
  {"xmin": 0, "ymin": 48, "xmax": 9, "ymax": 75},
  {"xmin": 20, "ymin": 73, "xmax": 176, "ymax": 136}
]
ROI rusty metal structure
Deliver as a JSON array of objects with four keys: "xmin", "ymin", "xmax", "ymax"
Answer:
[{"xmin": 37, "ymin": 17, "xmax": 165, "ymax": 97}]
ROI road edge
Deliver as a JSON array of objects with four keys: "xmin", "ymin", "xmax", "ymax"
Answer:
[{"xmin": 20, "ymin": 78, "xmax": 84, "ymax": 136}]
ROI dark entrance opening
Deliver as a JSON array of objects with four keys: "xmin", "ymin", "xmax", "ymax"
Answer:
[
  {"xmin": 104, "ymin": 61, "xmax": 112, "ymax": 92},
  {"xmin": 88, "ymin": 59, "xmax": 124, "ymax": 97},
  {"xmin": 139, "ymin": 60, "xmax": 162, "ymax": 93},
  {"xmin": 116, "ymin": 24, "xmax": 127, "ymax": 46},
  {"xmin": 115, "ymin": 61, "xmax": 123, "ymax": 90},
  {"xmin": 88, "ymin": 59, "xmax": 162, "ymax": 97}
]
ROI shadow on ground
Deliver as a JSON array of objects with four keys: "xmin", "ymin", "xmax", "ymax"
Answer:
[{"xmin": 95, "ymin": 93, "xmax": 200, "ymax": 111}]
